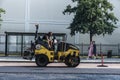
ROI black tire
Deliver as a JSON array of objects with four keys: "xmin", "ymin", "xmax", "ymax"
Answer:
[
  {"xmin": 65, "ymin": 56, "xmax": 80, "ymax": 67},
  {"xmin": 35, "ymin": 54, "xmax": 49, "ymax": 67},
  {"xmin": 65, "ymin": 56, "xmax": 71, "ymax": 67}
]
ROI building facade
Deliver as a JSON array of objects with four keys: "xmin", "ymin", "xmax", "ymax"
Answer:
[{"xmin": 0, "ymin": 0, "xmax": 120, "ymax": 45}]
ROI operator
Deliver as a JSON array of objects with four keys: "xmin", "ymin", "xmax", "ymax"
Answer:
[
  {"xmin": 42, "ymin": 34, "xmax": 50, "ymax": 48},
  {"xmin": 47, "ymin": 32, "xmax": 53, "ymax": 47},
  {"xmin": 42, "ymin": 32, "xmax": 53, "ymax": 49}
]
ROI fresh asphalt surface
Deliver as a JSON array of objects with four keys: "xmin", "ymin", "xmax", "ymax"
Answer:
[
  {"xmin": 0, "ymin": 62, "xmax": 120, "ymax": 80},
  {"xmin": 0, "ymin": 57, "xmax": 120, "ymax": 80}
]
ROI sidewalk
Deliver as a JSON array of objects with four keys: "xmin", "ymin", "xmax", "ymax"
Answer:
[
  {"xmin": 0, "ymin": 56, "xmax": 120, "ymax": 69},
  {"xmin": 0, "ymin": 56, "xmax": 120, "ymax": 63},
  {"xmin": 0, "ymin": 56, "xmax": 34, "ymax": 62},
  {"xmin": 81, "ymin": 58, "xmax": 120, "ymax": 63}
]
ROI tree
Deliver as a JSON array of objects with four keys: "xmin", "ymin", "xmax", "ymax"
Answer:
[
  {"xmin": 63, "ymin": 0, "xmax": 118, "ymax": 42},
  {"xmin": 0, "ymin": 8, "xmax": 5, "ymax": 26}
]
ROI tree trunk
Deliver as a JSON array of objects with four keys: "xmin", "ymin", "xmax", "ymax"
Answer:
[{"xmin": 90, "ymin": 32, "xmax": 93, "ymax": 43}]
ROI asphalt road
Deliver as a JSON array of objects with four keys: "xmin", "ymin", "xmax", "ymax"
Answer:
[
  {"xmin": 0, "ymin": 62, "xmax": 120, "ymax": 80},
  {"xmin": 0, "ymin": 73, "xmax": 120, "ymax": 80}
]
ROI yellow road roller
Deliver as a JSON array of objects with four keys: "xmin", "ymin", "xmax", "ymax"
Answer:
[{"xmin": 23, "ymin": 25, "xmax": 80, "ymax": 67}]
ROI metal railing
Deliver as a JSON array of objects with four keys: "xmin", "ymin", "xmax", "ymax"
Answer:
[
  {"xmin": 75, "ymin": 43, "xmax": 120, "ymax": 57},
  {"xmin": 0, "ymin": 39, "xmax": 120, "ymax": 57}
]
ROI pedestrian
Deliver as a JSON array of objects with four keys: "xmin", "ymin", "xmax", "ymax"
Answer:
[
  {"xmin": 93, "ymin": 41, "xmax": 97, "ymax": 59},
  {"xmin": 87, "ymin": 41, "xmax": 93, "ymax": 59}
]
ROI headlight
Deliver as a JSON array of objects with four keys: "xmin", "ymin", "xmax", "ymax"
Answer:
[{"xmin": 36, "ymin": 44, "xmax": 41, "ymax": 50}]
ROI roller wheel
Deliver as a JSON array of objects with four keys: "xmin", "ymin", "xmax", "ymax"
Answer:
[
  {"xmin": 35, "ymin": 54, "xmax": 49, "ymax": 67},
  {"xmin": 65, "ymin": 56, "xmax": 80, "ymax": 67}
]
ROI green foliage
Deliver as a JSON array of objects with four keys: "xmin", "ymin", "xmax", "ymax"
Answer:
[
  {"xmin": 63, "ymin": 0, "xmax": 118, "ymax": 41},
  {"xmin": 0, "ymin": 8, "xmax": 5, "ymax": 26}
]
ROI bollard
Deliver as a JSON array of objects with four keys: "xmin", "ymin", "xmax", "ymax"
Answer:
[{"xmin": 97, "ymin": 53, "xmax": 108, "ymax": 67}]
